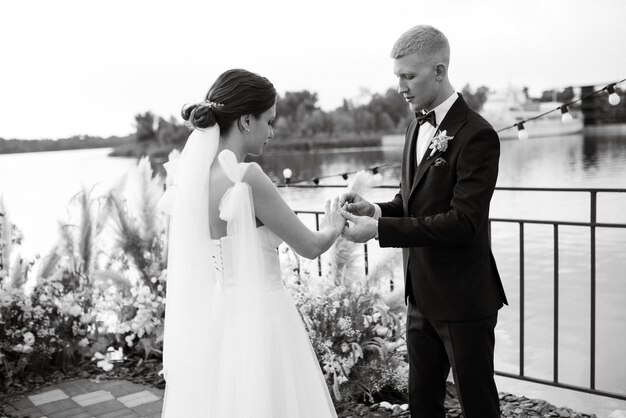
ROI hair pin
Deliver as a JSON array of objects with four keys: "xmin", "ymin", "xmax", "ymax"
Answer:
[{"xmin": 199, "ymin": 100, "xmax": 224, "ymax": 109}]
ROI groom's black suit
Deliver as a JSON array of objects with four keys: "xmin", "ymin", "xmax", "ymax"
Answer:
[{"xmin": 377, "ymin": 95, "xmax": 507, "ymax": 417}]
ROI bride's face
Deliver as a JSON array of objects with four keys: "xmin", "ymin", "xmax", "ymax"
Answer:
[{"xmin": 246, "ymin": 103, "xmax": 277, "ymax": 156}]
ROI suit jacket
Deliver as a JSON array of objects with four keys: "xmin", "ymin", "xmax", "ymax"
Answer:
[{"xmin": 378, "ymin": 95, "xmax": 508, "ymax": 321}]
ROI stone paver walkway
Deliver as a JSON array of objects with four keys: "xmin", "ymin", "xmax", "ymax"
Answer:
[{"xmin": 3, "ymin": 379, "xmax": 163, "ymax": 418}]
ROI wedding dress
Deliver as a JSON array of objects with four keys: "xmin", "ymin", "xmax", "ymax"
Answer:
[{"xmin": 160, "ymin": 127, "xmax": 337, "ymax": 417}]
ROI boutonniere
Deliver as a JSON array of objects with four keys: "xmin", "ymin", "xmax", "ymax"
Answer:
[{"xmin": 429, "ymin": 130, "xmax": 453, "ymax": 157}]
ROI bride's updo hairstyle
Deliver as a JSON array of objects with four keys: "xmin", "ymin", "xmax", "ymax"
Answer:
[{"xmin": 182, "ymin": 69, "xmax": 277, "ymax": 135}]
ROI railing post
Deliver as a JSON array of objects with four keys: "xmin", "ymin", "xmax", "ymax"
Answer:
[
  {"xmin": 553, "ymin": 223, "xmax": 559, "ymax": 383},
  {"xmin": 590, "ymin": 191, "xmax": 597, "ymax": 390},
  {"xmin": 519, "ymin": 222, "xmax": 524, "ymax": 376},
  {"xmin": 363, "ymin": 243, "xmax": 369, "ymax": 277},
  {"xmin": 315, "ymin": 213, "xmax": 322, "ymax": 277}
]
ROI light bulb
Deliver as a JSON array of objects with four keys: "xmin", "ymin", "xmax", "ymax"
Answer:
[
  {"xmin": 518, "ymin": 130, "xmax": 529, "ymax": 140},
  {"xmin": 560, "ymin": 105, "xmax": 573, "ymax": 124},
  {"xmin": 517, "ymin": 122, "xmax": 528, "ymax": 140},
  {"xmin": 606, "ymin": 84, "xmax": 621, "ymax": 106},
  {"xmin": 609, "ymin": 92, "xmax": 621, "ymax": 106},
  {"xmin": 282, "ymin": 168, "xmax": 292, "ymax": 183},
  {"xmin": 561, "ymin": 112, "xmax": 573, "ymax": 124}
]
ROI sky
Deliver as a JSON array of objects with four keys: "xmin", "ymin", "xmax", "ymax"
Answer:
[{"xmin": 1, "ymin": 0, "xmax": 625, "ymax": 140}]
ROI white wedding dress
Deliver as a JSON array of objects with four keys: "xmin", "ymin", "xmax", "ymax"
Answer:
[{"xmin": 160, "ymin": 127, "xmax": 337, "ymax": 417}]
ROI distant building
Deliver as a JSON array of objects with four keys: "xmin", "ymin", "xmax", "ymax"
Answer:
[{"xmin": 580, "ymin": 85, "xmax": 626, "ymax": 126}]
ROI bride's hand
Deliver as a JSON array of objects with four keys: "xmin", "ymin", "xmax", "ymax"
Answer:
[{"xmin": 322, "ymin": 196, "xmax": 346, "ymax": 234}]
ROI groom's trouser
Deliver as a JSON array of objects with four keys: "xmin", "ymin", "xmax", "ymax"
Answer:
[{"xmin": 406, "ymin": 301, "xmax": 501, "ymax": 418}]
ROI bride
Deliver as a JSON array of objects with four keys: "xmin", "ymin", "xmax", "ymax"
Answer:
[{"xmin": 160, "ymin": 69, "xmax": 344, "ymax": 417}]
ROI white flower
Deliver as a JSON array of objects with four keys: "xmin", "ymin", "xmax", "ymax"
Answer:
[
  {"xmin": 107, "ymin": 347, "xmax": 124, "ymax": 362},
  {"xmin": 69, "ymin": 304, "xmax": 82, "ymax": 317},
  {"xmin": 125, "ymin": 334, "xmax": 135, "ymax": 347},
  {"xmin": 340, "ymin": 342, "xmax": 350, "ymax": 353},
  {"xmin": 337, "ymin": 318, "xmax": 348, "ymax": 329},
  {"xmin": 150, "ymin": 277, "xmax": 157, "ymax": 284},
  {"xmin": 80, "ymin": 313, "xmax": 92, "ymax": 324},
  {"xmin": 429, "ymin": 129, "xmax": 454, "ymax": 157},
  {"xmin": 375, "ymin": 326, "xmax": 389, "ymax": 337},
  {"xmin": 39, "ymin": 294, "xmax": 48, "ymax": 303},
  {"xmin": 342, "ymin": 298, "xmax": 350, "ymax": 307},
  {"xmin": 336, "ymin": 374, "xmax": 348, "ymax": 385},
  {"xmin": 23, "ymin": 332, "xmax": 35, "ymax": 346},
  {"xmin": 157, "ymin": 285, "xmax": 163, "ymax": 292},
  {"xmin": 22, "ymin": 345, "xmax": 33, "ymax": 353},
  {"xmin": 97, "ymin": 359, "xmax": 114, "ymax": 371},
  {"xmin": 332, "ymin": 301, "xmax": 341, "ymax": 308},
  {"xmin": 78, "ymin": 338, "xmax": 89, "ymax": 347}
]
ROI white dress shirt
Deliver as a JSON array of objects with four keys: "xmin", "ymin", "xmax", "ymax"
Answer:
[{"xmin": 373, "ymin": 91, "xmax": 459, "ymax": 221}]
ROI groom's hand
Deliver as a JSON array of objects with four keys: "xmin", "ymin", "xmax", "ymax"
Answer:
[
  {"xmin": 339, "ymin": 210, "xmax": 378, "ymax": 243},
  {"xmin": 338, "ymin": 192, "xmax": 375, "ymax": 217}
]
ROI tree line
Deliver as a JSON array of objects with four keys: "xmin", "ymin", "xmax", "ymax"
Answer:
[
  {"xmin": 132, "ymin": 84, "xmax": 492, "ymax": 147},
  {"xmin": 8, "ymin": 83, "xmax": 578, "ymax": 155}
]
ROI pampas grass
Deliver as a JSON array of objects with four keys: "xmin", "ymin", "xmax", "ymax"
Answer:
[{"xmin": 326, "ymin": 170, "xmax": 378, "ymax": 287}]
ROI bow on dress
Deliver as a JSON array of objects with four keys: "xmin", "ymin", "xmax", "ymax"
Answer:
[{"xmin": 217, "ymin": 150, "xmax": 264, "ymax": 290}]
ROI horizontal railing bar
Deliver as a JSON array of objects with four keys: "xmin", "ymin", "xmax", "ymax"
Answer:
[
  {"xmin": 495, "ymin": 371, "xmax": 626, "ymax": 401},
  {"xmin": 494, "ymin": 187, "xmax": 626, "ymax": 193},
  {"xmin": 296, "ymin": 212, "xmax": 626, "ymax": 229},
  {"xmin": 278, "ymin": 184, "xmax": 398, "ymax": 189},
  {"xmin": 280, "ymin": 184, "xmax": 626, "ymax": 193},
  {"xmin": 490, "ymin": 218, "xmax": 626, "ymax": 228}
]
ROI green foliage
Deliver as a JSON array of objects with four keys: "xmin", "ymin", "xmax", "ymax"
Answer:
[
  {"xmin": 134, "ymin": 112, "xmax": 157, "ymax": 143},
  {"xmin": 290, "ymin": 278, "xmax": 408, "ymax": 402},
  {"xmin": 273, "ymin": 87, "xmax": 412, "ymax": 139},
  {"xmin": 0, "ymin": 135, "xmax": 130, "ymax": 155}
]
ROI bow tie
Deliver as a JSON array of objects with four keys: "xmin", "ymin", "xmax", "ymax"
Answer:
[{"xmin": 416, "ymin": 111, "xmax": 436, "ymax": 127}]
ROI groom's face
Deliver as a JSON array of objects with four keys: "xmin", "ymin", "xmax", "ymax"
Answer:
[{"xmin": 393, "ymin": 52, "xmax": 439, "ymax": 113}]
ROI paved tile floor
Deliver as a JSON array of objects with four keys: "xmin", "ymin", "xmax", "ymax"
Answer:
[{"xmin": 3, "ymin": 379, "xmax": 163, "ymax": 418}]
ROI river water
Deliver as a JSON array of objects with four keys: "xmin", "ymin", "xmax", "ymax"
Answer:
[{"xmin": 0, "ymin": 132, "xmax": 625, "ymax": 403}]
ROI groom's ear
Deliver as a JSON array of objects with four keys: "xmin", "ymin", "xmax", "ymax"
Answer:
[{"xmin": 434, "ymin": 63, "xmax": 447, "ymax": 81}]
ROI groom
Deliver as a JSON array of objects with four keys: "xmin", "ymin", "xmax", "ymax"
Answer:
[{"xmin": 340, "ymin": 25, "xmax": 507, "ymax": 418}]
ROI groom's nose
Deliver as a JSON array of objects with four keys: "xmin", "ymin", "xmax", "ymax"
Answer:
[{"xmin": 397, "ymin": 81, "xmax": 408, "ymax": 95}]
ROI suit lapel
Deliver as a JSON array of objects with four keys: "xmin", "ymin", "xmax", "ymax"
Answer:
[
  {"xmin": 402, "ymin": 119, "xmax": 419, "ymax": 209},
  {"xmin": 407, "ymin": 95, "xmax": 470, "ymax": 204}
]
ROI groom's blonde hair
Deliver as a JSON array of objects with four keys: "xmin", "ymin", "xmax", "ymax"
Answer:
[{"xmin": 390, "ymin": 25, "xmax": 450, "ymax": 66}]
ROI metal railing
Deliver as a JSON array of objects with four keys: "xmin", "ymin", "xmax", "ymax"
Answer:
[{"xmin": 289, "ymin": 185, "xmax": 626, "ymax": 401}]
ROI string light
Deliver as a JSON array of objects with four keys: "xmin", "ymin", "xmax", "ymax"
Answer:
[
  {"xmin": 606, "ymin": 84, "xmax": 621, "ymax": 106},
  {"xmin": 517, "ymin": 122, "xmax": 528, "ymax": 140},
  {"xmin": 560, "ymin": 105, "xmax": 573, "ymax": 124},
  {"xmin": 497, "ymin": 78, "xmax": 625, "ymax": 137},
  {"xmin": 313, "ymin": 178, "xmax": 319, "ymax": 185},
  {"xmin": 341, "ymin": 173, "xmax": 349, "ymax": 180}
]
